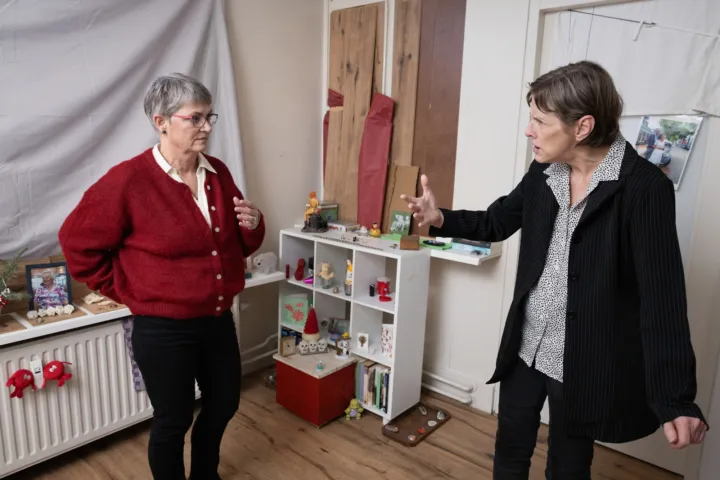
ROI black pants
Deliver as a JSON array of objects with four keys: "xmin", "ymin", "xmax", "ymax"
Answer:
[
  {"xmin": 131, "ymin": 310, "xmax": 241, "ymax": 480},
  {"xmin": 493, "ymin": 358, "xmax": 595, "ymax": 480}
]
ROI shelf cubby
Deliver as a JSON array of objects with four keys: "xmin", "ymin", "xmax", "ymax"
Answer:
[{"xmin": 352, "ymin": 250, "xmax": 397, "ymax": 314}]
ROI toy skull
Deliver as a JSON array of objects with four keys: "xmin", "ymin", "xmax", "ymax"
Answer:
[
  {"xmin": 309, "ymin": 340, "xmax": 318, "ymax": 353},
  {"xmin": 297, "ymin": 340, "xmax": 309, "ymax": 355},
  {"xmin": 318, "ymin": 338, "xmax": 327, "ymax": 353}
]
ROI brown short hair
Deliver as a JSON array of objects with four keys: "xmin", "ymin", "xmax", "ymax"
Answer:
[{"xmin": 526, "ymin": 61, "xmax": 623, "ymax": 147}]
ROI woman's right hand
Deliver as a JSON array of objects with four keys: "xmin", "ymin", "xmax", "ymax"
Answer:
[{"xmin": 400, "ymin": 174, "xmax": 443, "ymax": 228}]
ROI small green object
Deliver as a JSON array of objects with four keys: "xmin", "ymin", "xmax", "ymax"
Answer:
[{"xmin": 245, "ymin": 271, "xmax": 252, "ymax": 279}]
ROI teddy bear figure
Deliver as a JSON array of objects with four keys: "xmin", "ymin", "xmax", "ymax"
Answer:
[
  {"xmin": 252, "ymin": 252, "xmax": 278, "ymax": 275},
  {"xmin": 345, "ymin": 398, "xmax": 364, "ymax": 420}
]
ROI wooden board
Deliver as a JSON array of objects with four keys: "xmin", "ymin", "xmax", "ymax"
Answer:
[
  {"xmin": 389, "ymin": 0, "xmax": 422, "ymax": 166},
  {"xmin": 373, "ymin": 4, "xmax": 385, "ymax": 94},
  {"xmin": 323, "ymin": 106, "xmax": 344, "ymax": 211},
  {"xmin": 76, "ymin": 298, "xmax": 127, "ymax": 316},
  {"xmin": 382, "ymin": 401, "xmax": 451, "ymax": 447},
  {"xmin": 0, "ymin": 314, "xmax": 26, "ymax": 334},
  {"xmin": 409, "ymin": 0, "xmax": 466, "ymax": 236}
]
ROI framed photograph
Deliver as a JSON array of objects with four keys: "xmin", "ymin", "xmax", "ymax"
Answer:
[
  {"xmin": 25, "ymin": 262, "xmax": 72, "ymax": 312},
  {"xmin": 327, "ymin": 317, "xmax": 349, "ymax": 342},
  {"xmin": 633, "ymin": 115, "xmax": 704, "ymax": 190},
  {"xmin": 279, "ymin": 336, "xmax": 296, "ymax": 357}
]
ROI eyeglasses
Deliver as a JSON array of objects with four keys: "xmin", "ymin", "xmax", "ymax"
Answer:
[{"xmin": 171, "ymin": 113, "xmax": 219, "ymax": 128}]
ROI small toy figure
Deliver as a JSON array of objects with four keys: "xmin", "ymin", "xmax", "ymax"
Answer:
[
  {"xmin": 344, "ymin": 259, "xmax": 353, "ymax": 296},
  {"xmin": 316, "ymin": 262, "xmax": 335, "ymax": 289},
  {"xmin": 304, "ymin": 191, "xmax": 319, "ymax": 222},
  {"xmin": 345, "ymin": 398, "xmax": 364, "ymax": 420},
  {"xmin": 359, "ymin": 226, "xmax": 369, "ymax": 236},
  {"xmin": 252, "ymin": 252, "xmax": 278, "ymax": 275},
  {"xmin": 6, "ymin": 369, "xmax": 35, "ymax": 399},
  {"xmin": 335, "ymin": 332, "xmax": 351, "ymax": 359},
  {"xmin": 42, "ymin": 361, "xmax": 72, "ymax": 388},
  {"xmin": 317, "ymin": 338, "xmax": 328, "ymax": 353},
  {"xmin": 369, "ymin": 222, "xmax": 381, "ymax": 237}
]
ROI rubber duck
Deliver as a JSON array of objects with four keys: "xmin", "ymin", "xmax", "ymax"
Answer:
[{"xmin": 369, "ymin": 222, "xmax": 381, "ymax": 237}]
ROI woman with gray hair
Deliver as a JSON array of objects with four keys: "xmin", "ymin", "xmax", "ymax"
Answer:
[{"xmin": 59, "ymin": 72, "xmax": 265, "ymax": 479}]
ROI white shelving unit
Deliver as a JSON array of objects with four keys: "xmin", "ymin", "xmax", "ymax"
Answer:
[{"xmin": 278, "ymin": 227, "xmax": 431, "ymax": 424}]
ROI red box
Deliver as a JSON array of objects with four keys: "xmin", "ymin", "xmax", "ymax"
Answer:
[{"xmin": 274, "ymin": 352, "xmax": 356, "ymax": 427}]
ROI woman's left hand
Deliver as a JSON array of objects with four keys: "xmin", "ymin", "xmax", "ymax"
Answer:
[{"xmin": 234, "ymin": 197, "xmax": 261, "ymax": 230}]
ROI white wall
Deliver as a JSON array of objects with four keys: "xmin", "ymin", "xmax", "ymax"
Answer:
[{"xmin": 225, "ymin": 0, "xmax": 323, "ymax": 371}]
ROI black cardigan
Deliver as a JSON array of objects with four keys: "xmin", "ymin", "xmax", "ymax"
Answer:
[{"xmin": 431, "ymin": 142, "xmax": 707, "ymax": 442}]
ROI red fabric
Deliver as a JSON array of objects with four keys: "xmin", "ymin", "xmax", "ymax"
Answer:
[
  {"xmin": 304, "ymin": 307, "xmax": 319, "ymax": 335},
  {"xmin": 323, "ymin": 90, "xmax": 344, "ymax": 181},
  {"xmin": 58, "ymin": 149, "xmax": 265, "ymax": 320},
  {"xmin": 357, "ymin": 92, "xmax": 394, "ymax": 228}
]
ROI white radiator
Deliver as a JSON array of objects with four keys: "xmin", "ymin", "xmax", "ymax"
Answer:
[{"xmin": 0, "ymin": 320, "xmax": 155, "ymax": 478}]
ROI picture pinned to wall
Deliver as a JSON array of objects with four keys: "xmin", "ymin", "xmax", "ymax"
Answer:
[
  {"xmin": 633, "ymin": 115, "xmax": 703, "ymax": 190},
  {"xmin": 25, "ymin": 262, "xmax": 72, "ymax": 312},
  {"xmin": 389, "ymin": 210, "xmax": 411, "ymax": 236}
]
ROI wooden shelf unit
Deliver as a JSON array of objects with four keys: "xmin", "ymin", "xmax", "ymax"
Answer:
[{"xmin": 278, "ymin": 228, "xmax": 431, "ymax": 424}]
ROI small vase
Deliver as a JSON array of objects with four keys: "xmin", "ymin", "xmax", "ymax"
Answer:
[{"xmin": 344, "ymin": 283, "xmax": 352, "ymax": 296}]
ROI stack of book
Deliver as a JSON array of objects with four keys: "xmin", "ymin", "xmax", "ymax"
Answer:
[{"xmin": 356, "ymin": 360, "xmax": 390, "ymax": 412}]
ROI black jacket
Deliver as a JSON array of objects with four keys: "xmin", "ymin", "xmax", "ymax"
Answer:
[{"xmin": 431, "ymin": 142, "xmax": 707, "ymax": 442}]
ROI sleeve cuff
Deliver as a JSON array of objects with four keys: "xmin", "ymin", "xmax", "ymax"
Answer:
[
  {"xmin": 652, "ymin": 402, "xmax": 709, "ymax": 429},
  {"xmin": 428, "ymin": 208, "xmax": 456, "ymax": 238}
]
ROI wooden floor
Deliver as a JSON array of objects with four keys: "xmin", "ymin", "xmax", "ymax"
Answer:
[{"xmin": 9, "ymin": 369, "xmax": 680, "ymax": 480}]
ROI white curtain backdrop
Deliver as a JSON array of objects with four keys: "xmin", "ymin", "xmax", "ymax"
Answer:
[
  {"xmin": 0, "ymin": 0, "xmax": 245, "ymax": 259},
  {"xmin": 542, "ymin": 0, "xmax": 720, "ymax": 117}
]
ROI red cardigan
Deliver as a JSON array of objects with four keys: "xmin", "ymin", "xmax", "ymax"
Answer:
[{"xmin": 58, "ymin": 149, "xmax": 265, "ymax": 319}]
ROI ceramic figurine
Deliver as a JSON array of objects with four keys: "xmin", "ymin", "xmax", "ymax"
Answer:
[
  {"xmin": 316, "ymin": 262, "xmax": 335, "ymax": 289},
  {"xmin": 359, "ymin": 226, "xmax": 369, "ymax": 236},
  {"xmin": 304, "ymin": 191, "xmax": 319, "ymax": 222},
  {"xmin": 309, "ymin": 339, "xmax": 318, "ymax": 353},
  {"xmin": 345, "ymin": 398, "xmax": 364, "ymax": 420},
  {"xmin": 297, "ymin": 340, "xmax": 310, "ymax": 355},
  {"xmin": 369, "ymin": 222, "xmax": 381, "ymax": 237},
  {"xmin": 317, "ymin": 338, "xmax": 328, "ymax": 353},
  {"xmin": 344, "ymin": 259, "xmax": 353, "ymax": 296},
  {"xmin": 335, "ymin": 333, "xmax": 351, "ymax": 359},
  {"xmin": 252, "ymin": 252, "xmax": 278, "ymax": 275}
]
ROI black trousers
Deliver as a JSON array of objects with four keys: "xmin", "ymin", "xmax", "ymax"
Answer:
[
  {"xmin": 493, "ymin": 358, "xmax": 595, "ymax": 480},
  {"xmin": 131, "ymin": 310, "xmax": 241, "ymax": 480}
]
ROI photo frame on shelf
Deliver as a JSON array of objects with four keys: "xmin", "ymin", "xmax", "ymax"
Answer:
[
  {"xmin": 25, "ymin": 262, "xmax": 72, "ymax": 312},
  {"xmin": 327, "ymin": 316, "xmax": 349, "ymax": 342},
  {"xmin": 356, "ymin": 332, "xmax": 370, "ymax": 352}
]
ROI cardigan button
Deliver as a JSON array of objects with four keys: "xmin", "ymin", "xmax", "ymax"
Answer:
[
  {"xmin": 217, "ymin": 274, "xmax": 222, "ymax": 280},
  {"xmin": 216, "ymin": 306, "xmax": 221, "ymax": 311},
  {"xmin": 207, "ymin": 185, "xmax": 211, "ymax": 191},
  {"xmin": 212, "ymin": 250, "xmax": 217, "ymax": 256},
  {"xmin": 211, "ymin": 206, "xmax": 216, "ymax": 211},
  {"xmin": 218, "ymin": 296, "xmax": 223, "ymax": 301},
  {"xmin": 215, "ymin": 227, "xmax": 220, "ymax": 233}
]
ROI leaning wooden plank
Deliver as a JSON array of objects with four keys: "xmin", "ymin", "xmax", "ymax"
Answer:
[
  {"xmin": 389, "ymin": 0, "xmax": 422, "ymax": 166},
  {"xmin": 323, "ymin": 106, "xmax": 344, "ymax": 205},
  {"xmin": 323, "ymin": 90, "xmax": 344, "ymax": 182},
  {"xmin": 382, "ymin": 165, "xmax": 419, "ymax": 234},
  {"xmin": 328, "ymin": 10, "xmax": 346, "ymax": 94},
  {"xmin": 336, "ymin": 4, "xmax": 378, "ymax": 222},
  {"xmin": 373, "ymin": 4, "xmax": 386, "ymax": 94}
]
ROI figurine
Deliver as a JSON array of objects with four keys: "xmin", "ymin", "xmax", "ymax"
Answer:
[
  {"xmin": 297, "ymin": 340, "xmax": 310, "ymax": 355},
  {"xmin": 344, "ymin": 259, "xmax": 353, "ymax": 296},
  {"xmin": 6, "ymin": 369, "xmax": 35, "ymax": 398},
  {"xmin": 345, "ymin": 398, "xmax": 364, "ymax": 420},
  {"xmin": 335, "ymin": 333, "xmax": 351, "ymax": 359},
  {"xmin": 317, "ymin": 338, "xmax": 328, "ymax": 353},
  {"xmin": 41, "ymin": 361, "xmax": 72, "ymax": 388},
  {"xmin": 304, "ymin": 191, "xmax": 320, "ymax": 222},
  {"xmin": 252, "ymin": 252, "xmax": 278, "ymax": 275},
  {"xmin": 316, "ymin": 262, "xmax": 335, "ymax": 289},
  {"xmin": 359, "ymin": 226, "xmax": 369, "ymax": 236},
  {"xmin": 369, "ymin": 222, "xmax": 381, "ymax": 237}
]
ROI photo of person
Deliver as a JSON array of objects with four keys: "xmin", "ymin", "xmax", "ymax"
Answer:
[
  {"xmin": 634, "ymin": 115, "xmax": 703, "ymax": 190},
  {"xmin": 26, "ymin": 263, "xmax": 72, "ymax": 311}
]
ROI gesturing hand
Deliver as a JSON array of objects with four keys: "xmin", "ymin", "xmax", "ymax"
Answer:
[
  {"xmin": 399, "ymin": 174, "xmax": 443, "ymax": 228},
  {"xmin": 663, "ymin": 416, "xmax": 707, "ymax": 449},
  {"xmin": 233, "ymin": 197, "xmax": 260, "ymax": 230}
]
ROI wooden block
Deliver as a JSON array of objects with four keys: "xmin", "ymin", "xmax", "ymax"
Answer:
[
  {"xmin": 389, "ymin": 0, "xmax": 422, "ymax": 166},
  {"xmin": 400, "ymin": 235, "xmax": 419, "ymax": 250},
  {"xmin": 274, "ymin": 352, "xmax": 357, "ymax": 427},
  {"xmin": 0, "ymin": 314, "xmax": 26, "ymax": 334}
]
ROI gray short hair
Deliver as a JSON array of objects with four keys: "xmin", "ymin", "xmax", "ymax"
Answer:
[{"xmin": 143, "ymin": 73, "xmax": 212, "ymax": 127}]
